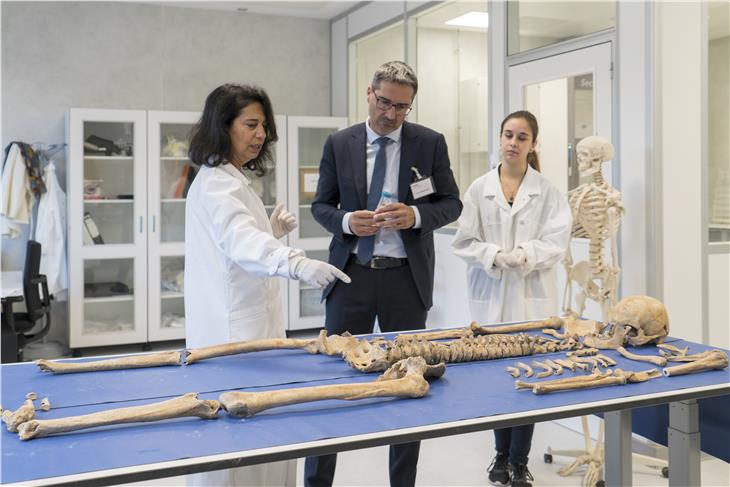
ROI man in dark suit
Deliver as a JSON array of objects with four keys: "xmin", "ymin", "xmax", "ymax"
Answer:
[{"xmin": 305, "ymin": 61, "xmax": 462, "ymax": 487}]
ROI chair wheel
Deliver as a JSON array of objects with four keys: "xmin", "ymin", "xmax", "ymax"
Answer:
[
  {"xmin": 662, "ymin": 466, "xmax": 669, "ymax": 478},
  {"xmin": 544, "ymin": 453, "xmax": 553, "ymax": 464},
  {"xmin": 596, "ymin": 480, "xmax": 605, "ymax": 487}
]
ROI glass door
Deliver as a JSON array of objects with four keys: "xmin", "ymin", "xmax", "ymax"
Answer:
[
  {"xmin": 286, "ymin": 116, "xmax": 348, "ymax": 330},
  {"xmin": 67, "ymin": 108, "xmax": 147, "ymax": 348},
  {"xmin": 508, "ymin": 42, "xmax": 613, "ymax": 320},
  {"xmin": 147, "ymin": 111, "xmax": 199, "ymax": 342}
]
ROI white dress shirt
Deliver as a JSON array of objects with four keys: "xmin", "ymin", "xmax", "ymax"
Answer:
[{"xmin": 342, "ymin": 119, "xmax": 422, "ymax": 258}]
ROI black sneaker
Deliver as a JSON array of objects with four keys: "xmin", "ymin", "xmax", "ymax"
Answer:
[
  {"xmin": 510, "ymin": 463, "xmax": 534, "ymax": 487},
  {"xmin": 487, "ymin": 453, "xmax": 511, "ymax": 486}
]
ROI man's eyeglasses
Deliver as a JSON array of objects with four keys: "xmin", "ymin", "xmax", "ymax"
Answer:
[{"xmin": 372, "ymin": 89, "xmax": 412, "ymax": 115}]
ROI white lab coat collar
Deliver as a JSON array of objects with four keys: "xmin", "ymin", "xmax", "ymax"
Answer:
[
  {"xmin": 483, "ymin": 164, "xmax": 542, "ymax": 214},
  {"xmin": 219, "ymin": 162, "xmax": 251, "ymax": 186},
  {"xmin": 365, "ymin": 117, "xmax": 402, "ymax": 144}
]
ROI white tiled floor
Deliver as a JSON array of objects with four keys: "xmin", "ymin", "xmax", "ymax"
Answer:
[{"xmin": 126, "ymin": 420, "xmax": 729, "ymax": 486}]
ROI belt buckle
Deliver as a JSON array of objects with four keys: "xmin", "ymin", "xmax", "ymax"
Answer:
[{"xmin": 370, "ymin": 257, "xmax": 387, "ymax": 269}]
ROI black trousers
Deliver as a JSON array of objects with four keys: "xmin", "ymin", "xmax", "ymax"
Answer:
[
  {"xmin": 305, "ymin": 256, "xmax": 427, "ymax": 487},
  {"xmin": 494, "ymin": 424, "xmax": 535, "ymax": 465}
]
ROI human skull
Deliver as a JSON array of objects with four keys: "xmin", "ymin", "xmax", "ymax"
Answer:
[
  {"xmin": 608, "ymin": 295, "xmax": 669, "ymax": 346},
  {"xmin": 576, "ymin": 136, "xmax": 614, "ymax": 175}
]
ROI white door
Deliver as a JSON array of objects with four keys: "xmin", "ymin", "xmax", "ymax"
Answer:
[{"xmin": 508, "ymin": 42, "xmax": 613, "ymax": 320}]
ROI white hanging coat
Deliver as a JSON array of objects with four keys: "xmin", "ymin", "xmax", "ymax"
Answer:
[
  {"xmin": 1, "ymin": 143, "xmax": 33, "ymax": 238},
  {"xmin": 452, "ymin": 165, "xmax": 572, "ymax": 324},
  {"xmin": 184, "ymin": 163, "xmax": 297, "ymax": 486},
  {"xmin": 36, "ymin": 162, "xmax": 68, "ymax": 297}
]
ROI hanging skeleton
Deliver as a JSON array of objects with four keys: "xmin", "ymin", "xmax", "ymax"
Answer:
[{"xmin": 563, "ymin": 136, "xmax": 625, "ymax": 319}]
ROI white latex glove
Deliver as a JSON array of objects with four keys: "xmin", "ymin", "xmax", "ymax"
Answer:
[
  {"xmin": 493, "ymin": 251, "xmax": 511, "ymax": 270},
  {"xmin": 292, "ymin": 256, "xmax": 351, "ymax": 289},
  {"xmin": 270, "ymin": 203, "xmax": 297, "ymax": 239},
  {"xmin": 505, "ymin": 247, "xmax": 527, "ymax": 268}
]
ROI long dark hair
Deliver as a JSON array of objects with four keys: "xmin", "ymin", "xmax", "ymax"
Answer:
[
  {"xmin": 189, "ymin": 84, "xmax": 278, "ymax": 175},
  {"xmin": 500, "ymin": 110, "xmax": 541, "ymax": 172}
]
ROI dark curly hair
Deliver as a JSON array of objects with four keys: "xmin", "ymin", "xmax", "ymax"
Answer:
[{"xmin": 189, "ymin": 84, "xmax": 278, "ymax": 176}]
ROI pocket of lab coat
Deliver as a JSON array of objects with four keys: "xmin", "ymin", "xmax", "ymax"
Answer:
[{"xmin": 467, "ymin": 265, "xmax": 494, "ymax": 302}]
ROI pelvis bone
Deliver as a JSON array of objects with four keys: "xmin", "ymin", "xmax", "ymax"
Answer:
[{"xmin": 219, "ymin": 357, "xmax": 445, "ymax": 418}]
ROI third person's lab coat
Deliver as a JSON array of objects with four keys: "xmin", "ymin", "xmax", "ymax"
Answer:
[
  {"xmin": 184, "ymin": 162, "xmax": 297, "ymax": 486},
  {"xmin": 452, "ymin": 164, "xmax": 572, "ymax": 324}
]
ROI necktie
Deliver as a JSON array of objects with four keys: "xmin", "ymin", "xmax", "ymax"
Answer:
[{"xmin": 357, "ymin": 137, "xmax": 389, "ymax": 264}]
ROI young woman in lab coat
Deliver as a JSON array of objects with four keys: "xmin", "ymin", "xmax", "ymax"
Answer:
[
  {"xmin": 452, "ymin": 110, "xmax": 571, "ymax": 487},
  {"xmin": 184, "ymin": 84, "xmax": 350, "ymax": 487}
]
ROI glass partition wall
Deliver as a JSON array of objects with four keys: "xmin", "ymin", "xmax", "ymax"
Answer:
[
  {"xmin": 348, "ymin": 2, "xmax": 489, "ymax": 198},
  {"xmin": 708, "ymin": 1, "xmax": 730, "ymax": 243}
]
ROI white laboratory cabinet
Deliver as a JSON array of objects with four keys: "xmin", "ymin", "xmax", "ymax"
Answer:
[{"xmin": 67, "ymin": 109, "xmax": 339, "ymax": 348}]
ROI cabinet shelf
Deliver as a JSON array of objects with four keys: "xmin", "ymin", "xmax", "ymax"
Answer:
[
  {"xmin": 161, "ymin": 291, "xmax": 184, "ymax": 299},
  {"xmin": 84, "ymin": 294, "xmax": 134, "ymax": 304},
  {"xmin": 84, "ymin": 156, "xmax": 133, "ymax": 161},
  {"xmin": 84, "ymin": 199, "xmax": 134, "ymax": 204},
  {"xmin": 161, "ymin": 198, "xmax": 186, "ymax": 203},
  {"xmin": 160, "ymin": 156, "xmax": 190, "ymax": 161}
]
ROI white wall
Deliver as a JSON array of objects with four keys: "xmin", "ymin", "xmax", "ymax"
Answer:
[{"xmin": 658, "ymin": 2, "xmax": 705, "ymax": 343}]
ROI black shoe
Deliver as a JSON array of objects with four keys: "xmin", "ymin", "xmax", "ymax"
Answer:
[
  {"xmin": 510, "ymin": 463, "xmax": 534, "ymax": 487},
  {"xmin": 487, "ymin": 453, "xmax": 511, "ymax": 486}
]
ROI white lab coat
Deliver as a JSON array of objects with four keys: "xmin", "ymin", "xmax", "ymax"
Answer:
[
  {"xmin": 452, "ymin": 165, "xmax": 572, "ymax": 324},
  {"xmin": 184, "ymin": 163, "xmax": 297, "ymax": 486},
  {"xmin": 1, "ymin": 143, "xmax": 33, "ymax": 238},
  {"xmin": 36, "ymin": 162, "xmax": 68, "ymax": 297}
]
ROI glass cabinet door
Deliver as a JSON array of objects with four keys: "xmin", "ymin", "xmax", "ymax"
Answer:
[
  {"xmin": 68, "ymin": 108, "xmax": 148, "ymax": 349},
  {"xmin": 286, "ymin": 116, "xmax": 348, "ymax": 330},
  {"xmin": 147, "ymin": 111, "xmax": 200, "ymax": 342}
]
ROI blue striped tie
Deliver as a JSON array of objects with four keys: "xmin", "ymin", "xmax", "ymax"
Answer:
[{"xmin": 357, "ymin": 137, "xmax": 389, "ymax": 264}]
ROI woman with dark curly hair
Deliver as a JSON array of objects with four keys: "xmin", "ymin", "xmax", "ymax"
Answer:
[{"xmin": 184, "ymin": 84, "xmax": 350, "ymax": 486}]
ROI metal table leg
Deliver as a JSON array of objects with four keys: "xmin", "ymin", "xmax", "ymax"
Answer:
[
  {"xmin": 668, "ymin": 399, "xmax": 700, "ymax": 487},
  {"xmin": 605, "ymin": 409, "xmax": 632, "ymax": 486}
]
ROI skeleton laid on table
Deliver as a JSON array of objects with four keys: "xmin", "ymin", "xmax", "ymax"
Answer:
[{"xmin": 5, "ymin": 298, "xmax": 727, "ymax": 441}]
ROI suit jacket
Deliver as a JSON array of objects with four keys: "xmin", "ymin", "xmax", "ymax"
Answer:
[{"xmin": 311, "ymin": 121, "xmax": 462, "ymax": 309}]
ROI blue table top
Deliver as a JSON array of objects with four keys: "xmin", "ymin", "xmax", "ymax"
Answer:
[{"xmin": 1, "ymin": 332, "xmax": 728, "ymax": 485}]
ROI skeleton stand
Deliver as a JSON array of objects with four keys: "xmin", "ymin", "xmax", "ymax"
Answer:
[{"xmin": 553, "ymin": 138, "xmax": 666, "ymax": 483}]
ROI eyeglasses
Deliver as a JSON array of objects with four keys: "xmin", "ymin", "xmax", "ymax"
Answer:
[{"xmin": 371, "ymin": 89, "xmax": 412, "ymax": 115}]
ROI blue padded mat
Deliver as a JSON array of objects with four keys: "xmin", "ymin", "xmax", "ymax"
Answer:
[{"xmin": 1, "ymin": 335, "xmax": 728, "ymax": 484}]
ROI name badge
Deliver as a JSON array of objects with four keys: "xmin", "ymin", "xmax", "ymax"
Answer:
[{"xmin": 410, "ymin": 166, "xmax": 435, "ymax": 199}]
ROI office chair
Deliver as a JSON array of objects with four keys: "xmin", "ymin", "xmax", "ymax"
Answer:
[{"xmin": 12, "ymin": 240, "xmax": 52, "ymax": 361}]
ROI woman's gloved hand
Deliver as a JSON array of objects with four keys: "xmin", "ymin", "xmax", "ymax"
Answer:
[
  {"xmin": 505, "ymin": 247, "xmax": 527, "ymax": 268},
  {"xmin": 291, "ymin": 256, "xmax": 351, "ymax": 289},
  {"xmin": 494, "ymin": 251, "xmax": 511, "ymax": 270},
  {"xmin": 270, "ymin": 203, "xmax": 298, "ymax": 239},
  {"xmin": 494, "ymin": 248, "xmax": 527, "ymax": 269}
]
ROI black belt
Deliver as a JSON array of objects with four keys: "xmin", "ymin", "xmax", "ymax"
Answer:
[{"xmin": 350, "ymin": 254, "xmax": 408, "ymax": 269}]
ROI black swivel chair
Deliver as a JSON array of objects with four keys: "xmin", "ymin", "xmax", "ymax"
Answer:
[{"xmin": 12, "ymin": 240, "xmax": 52, "ymax": 361}]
